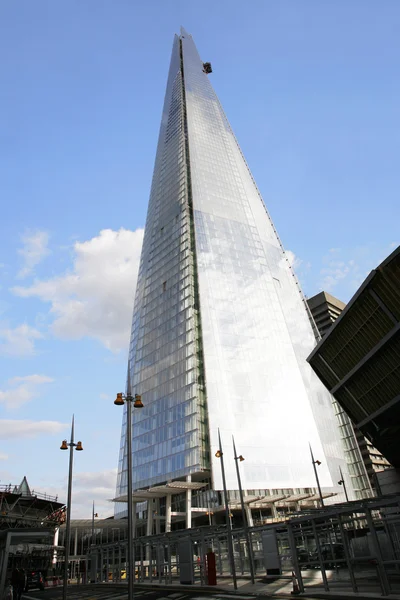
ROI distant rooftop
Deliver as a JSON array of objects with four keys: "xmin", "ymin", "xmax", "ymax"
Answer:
[
  {"xmin": 0, "ymin": 476, "xmax": 59, "ymax": 503},
  {"xmin": 307, "ymin": 291, "xmax": 346, "ymax": 311}
]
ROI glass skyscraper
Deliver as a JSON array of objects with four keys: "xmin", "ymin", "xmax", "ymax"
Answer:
[{"xmin": 115, "ymin": 29, "xmax": 370, "ymax": 525}]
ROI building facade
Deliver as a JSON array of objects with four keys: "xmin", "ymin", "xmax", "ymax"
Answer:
[
  {"xmin": 307, "ymin": 292, "xmax": 346, "ymax": 338},
  {"xmin": 115, "ymin": 29, "xmax": 369, "ymax": 529}
]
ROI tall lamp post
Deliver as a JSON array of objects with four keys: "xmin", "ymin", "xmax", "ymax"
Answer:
[
  {"xmin": 215, "ymin": 429, "xmax": 237, "ymax": 590},
  {"xmin": 91, "ymin": 501, "xmax": 99, "ymax": 542},
  {"xmin": 90, "ymin": 502, "xmax": 99, "ymax": 583},
  {"xmin": 114, "ymin": 366, "xmax": 143, "ymax": 600},
  {"xmin": 309, "ymin": 444, "xmax": 324, "ymax": 507},
  {"xmin": 338, "ymin": 466, "xmax": 349, "ymax": 502},
  {"xmin": 232, "ymin": 436, "xmax": 255, "ymax": 584},
  {"xmin": 60, "ymin": 416, "xmax": 83, "ymax": 600}
]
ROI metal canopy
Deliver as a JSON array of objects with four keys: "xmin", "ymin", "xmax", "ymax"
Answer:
[
  {"xmin": 60, "ymin": 518, "xmax": 129, "ymax": 530},
  {"xmin": 232, "ymin": 494, "xmax": 312, "ymax": 508},
  {"xmin": 302, "ymin": 492, "xmax": 337, "ymax": 502},
  {"xmin": 112, "ymin": 481, "xmax": 207, "ymax": 502}
]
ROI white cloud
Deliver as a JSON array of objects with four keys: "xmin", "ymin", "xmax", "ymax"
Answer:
[
  {"xmin": 12, "ymin": 228, "xmax": 144, "ymax": 353},
  {"xmin": 74, "ymin": 469, "xmax": 117, "ymax": 490},
  {"xmin": 320, "ymin": 259, "xmax": 355, "ymax": 291},
  {"xmin": 318, "ymin": 242, "xmax": 399, "ymax": 297},
  {"xmin": 0, "ymin": 419, "xmax": 67, "ymax": 439},
  {"xmin": 17, "ymin": 230, "xmax": 50, "ymax": 278},
  {"xmin": 0, "ymin": 453, "xmax": 8, "ymax": 460},
  {"xmin": 0, "ymin": 324, "xmax": 43, "ymax": 357},
  {"xmin": 33, "ymin": 468, "xmax": 118, "ymax": 518},
  {"xmin": 0, "ymin": 374, "xmax": 53, "ymax": 410},
  {"xmin": 285, "ymin": 249, "xmax": 302, "ymax": 269}
]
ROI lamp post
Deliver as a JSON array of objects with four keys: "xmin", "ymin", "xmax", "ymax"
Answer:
[
  {"xmin": 91, "ymin": 501, "xmax": 99, "ymax": 542},
  {"xmin": 338, "ymin": 466, "xmax": 349, "ymax": 502},
  {"xmin": 90, "ymin": 502, "xmax": 99, "ymax": 583},
  {"xmin": 232, "ymin": 436, "xmax": 255, "ymax": 584},
  {"xmin": 309, "ymin": 443, "xmax": 324, "ymax": 507},
  {"xmin": 215, "ymin": 429, "xmax": 237, "ymax": 590},
  {"xmin": 60, "ymin": 416, "xmax": 83, "ymax": 600},
  {"xmin": 114, "ymin": 365, "xmax": 143, "ymax": 600}
]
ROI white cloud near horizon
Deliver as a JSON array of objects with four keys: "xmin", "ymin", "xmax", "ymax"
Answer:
[
  {"xmin": 33, "ymin": 468, "xmax": 118, "ymax": 518},
  {"xmin": 0, "ymin": 324, "xmax": 43, "ymax": 357},
  {"xmin": 12, "ymin": 228, "xmax": 144, "ymax": 353},
  {"xmin": 0, "ymin": 419, "xmax": 67, "ymax": 439},
  {"xmin": 17, "ymin": 230, "xmax": 50, "ymax": 279},
  {"xmin": 0, "ymin": 375, "xmax": 54, "ymax": 410}
]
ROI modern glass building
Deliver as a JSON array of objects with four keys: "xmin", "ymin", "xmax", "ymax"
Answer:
[{"xmin": 115, "ymin": 29, "xmax": 371, "ymax": 529}]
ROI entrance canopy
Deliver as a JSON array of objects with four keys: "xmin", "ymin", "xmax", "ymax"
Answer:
[{"xmin": 112, "ymin": 481, "xmax": 207, "ymax": 503}]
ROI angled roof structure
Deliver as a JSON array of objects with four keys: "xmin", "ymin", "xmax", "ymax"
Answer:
[{"xmin": 308, "ymin": 245, "xmax": 400, "ymax": 467}]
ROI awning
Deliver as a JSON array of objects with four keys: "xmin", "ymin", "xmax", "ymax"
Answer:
[{"xmin": 112, "ymin": 481, "xmax": 207, "ymax": 503}]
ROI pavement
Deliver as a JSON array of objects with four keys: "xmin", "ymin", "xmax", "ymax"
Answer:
[{"xmin": 19, "ymin": 573, "xmax": 400, "ymax": 600}]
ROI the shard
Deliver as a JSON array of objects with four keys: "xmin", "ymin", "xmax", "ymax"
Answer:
[{"xmin": 115, "ymin": 29, "xmax": 371, "ymax": 526}]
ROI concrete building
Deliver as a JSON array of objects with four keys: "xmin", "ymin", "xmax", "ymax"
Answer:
[
  {"xmin": 307, "ymin": 291, "xmax": 346, "ymax": 337},
  {"xmin": 115, "ymin": 28, "xmax": 370, "ymax": 531}
]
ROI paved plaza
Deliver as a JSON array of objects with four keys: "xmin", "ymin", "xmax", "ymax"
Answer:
[{"xmin": 20, "ymin": 574, "xmax": 400, "ymax": 600}]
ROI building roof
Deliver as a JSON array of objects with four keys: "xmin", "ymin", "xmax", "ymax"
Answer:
[
  {"xmin": 308, "ymin": 245, "xmax": 400, "ymax": 466},
  {"xmin": 0, "ymin": 478, "xmax": 65, "ymax": 530},
  {"xmin": 307, "ymin": 291, "xmax": 346, "ymax": 311},
  {"xmin": 112, "ymin": 481, "xmax": 207, "ymax": 502}
]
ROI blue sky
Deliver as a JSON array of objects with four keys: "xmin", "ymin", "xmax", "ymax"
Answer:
[{"xmin": 0, "ymin": 0, "xmax": 399, "ymax": 517}]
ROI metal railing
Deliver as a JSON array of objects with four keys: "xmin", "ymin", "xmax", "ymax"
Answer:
[
  {"xmin": 0, "ymin": 484, "xmax": 58, "ymax": 502},
  {"xmin": 54, "ymin": 493, "xmax": 400, "ymax": 596}
]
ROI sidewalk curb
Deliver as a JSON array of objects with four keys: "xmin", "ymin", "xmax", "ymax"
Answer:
[
  {"xmin": 55, "ymin": 582, "xmax": 400, "ymax": 600},
  {"xmin": 302, "ymin": 594, "xmax": 400, "ymax": 600},
  {"xmin": 77, "ymin": 582, "xmax": 290, "ymax": 597}
]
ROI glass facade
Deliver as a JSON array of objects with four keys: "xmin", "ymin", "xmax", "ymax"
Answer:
[
  {"xmin": 116, "ymin": 28, "xmax": 366, "ymax": 508},
  {"xmin": 116, "ymin": 35, "xmax": 209, "ymax": 501}
]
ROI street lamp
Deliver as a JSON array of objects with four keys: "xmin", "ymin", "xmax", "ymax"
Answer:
[
  {"xmin": 60, "ymin": 416, "xmax": 83, "ymax": 600},
  {"xmin": 309, "ymin": 443, "xmax": 324, "ymax": 507},
  {"xmin": 338, "ymin": 466, "xmax": 349, "ymax": 502},
  {"xmin": 114, "ymin": 365, "xmax": 143, "ymax": 600},
  {"xmin": 232, "ymin": 436, "xmax": 255, "ymax": 584},
  {"xmin": 205, "ymin": 510, "xmax": 214, "ymax": 526},
  {"xmin": 215, "ymin": 429, "xmax": 237, "ymax": 590},
  {"xmin": 91, "ymin": 502, "xmax": 99, "ymax": 541},
  {"xmin": 90, "ymin": 503, "xmax": 99, "ymax": 583}
]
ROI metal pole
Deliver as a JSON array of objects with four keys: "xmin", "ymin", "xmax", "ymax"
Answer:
[
  {"xmin": 63, "ymin": 416, "xmax": 75, "ymax": 600},
  {"xmin": 311, "ymin": 519, "xmax": 329, "ymax": 591},
  {"xmin": 309, "ymin": 444, "xmax": 324, "ymax": 507},
  {"xmin": 337, "ymin": 514, "xmax": 358, "ymax": 592},
  {"xmin": 126, "ymin": 396, "xmax": 134, "ymax": 600},
  {"xmin": 365, "ymin": 507, "xmax": 390, "ymax": 596},
  {"xmin": 218, "ymin": 429, "xmax": 237, "ymax": 590},
  {"xmin": 339, "ymin": 466, "xmax": 349, "ymax": 502},
  {"xmin": 92, "ymin": 501, "xmax": 95, "ymax": 540},
  {"xmin": 232, "ymin": 436, "xmax": 255, "ymax": 583}
]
